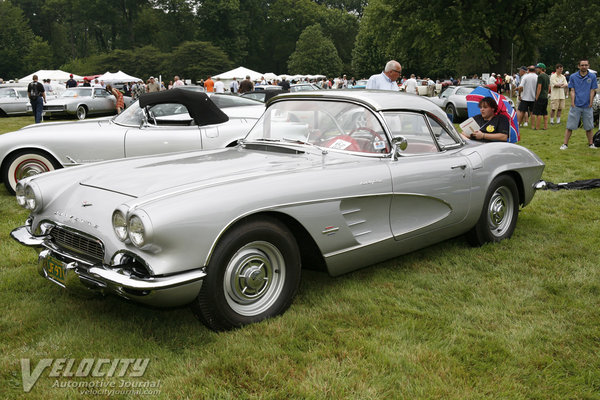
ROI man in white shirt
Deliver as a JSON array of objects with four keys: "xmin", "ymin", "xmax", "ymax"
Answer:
[
  {"xmin": 173, "ymin": 75, "xmax": 184, "ymax": 87},
  {"xmin": 404, "ymin": 74, "xmax": 418, "ymax": 94},
  {"xmin": 366, "ymin": 60, "xmax": 401, "ymax": 91},
  {"xmin": 214, "ymin": 77, "xmax": 225, "ymax": 93},
  {"xmin": 517, "ymin": 66, "xmax": 538, "ymax": 127}
]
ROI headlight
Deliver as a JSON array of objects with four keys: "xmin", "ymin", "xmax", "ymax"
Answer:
[
  {"xmin": 112, "ymin": 210, "xmax": 128, "ymax": 241},
  {"xmin": 127, "ymin": 211, "xmax": 153, "ymax": 248},
  {"xmin": 23, "ymin": 183, "xmax": 42, "ymax": 212},
  {"xmin": 15, "ymin": 183, "xmax": 26, "ymax": 208}
]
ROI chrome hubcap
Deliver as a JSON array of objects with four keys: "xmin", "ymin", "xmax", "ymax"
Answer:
[
  {"xmin": 487, "ymin": 186, "xmax": 513, "ymax": 237},
  {"xmin": 16, "ymin": 159, "xmax": 50, "ymax": 181},
  {"xmin": 224, "ymin": 241, "xmax": 285, "ymax": 316}
]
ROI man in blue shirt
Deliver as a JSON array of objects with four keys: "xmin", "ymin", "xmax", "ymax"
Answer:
[
  {"xmin": 366, "ymin": 60, "xmax": 401, "ymax": 91},
  {"xmin": 561, "ymin": 59, "xmax": 598, "ymax": 149}
]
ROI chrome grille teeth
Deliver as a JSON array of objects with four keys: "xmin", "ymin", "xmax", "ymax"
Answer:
[{"xmin": 51, "ymin": 226, "xmax": 104, "ymax": 262}]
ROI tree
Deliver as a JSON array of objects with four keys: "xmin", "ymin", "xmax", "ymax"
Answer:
[
  {"xmin": 288, "ymin": 24, "xmax": 343, "ymax": 77},
  {"xmin": 0, "ymin": 1, "xmax": 37, "ymax": 79},
  {"xmin": 162, "ymin": 41, "xmax": 233, "ymax": 82},
  {"xmin": 352, "ymin": 0, "xmax": 551, "ymax": 79}
]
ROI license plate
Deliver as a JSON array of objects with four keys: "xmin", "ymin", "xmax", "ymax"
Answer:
[{"xmin": 46, "ymin": 256, "xmax": 66, "ymax": 284}]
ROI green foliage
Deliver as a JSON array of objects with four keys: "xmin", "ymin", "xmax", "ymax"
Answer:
[
  {"xmin": 162, "ymin": 41, "xmax": 234, "ymax": 81},
  {"xmin": 0, "ymin": 1, "xmax": 35, "ymax": 79},
  {"xmin": 288, "ymin": 24, "xmax": 343, "ymax": 76},
  {"xmin": 60, "ymin": 42, "xmax": 233, "ymax": 83}
]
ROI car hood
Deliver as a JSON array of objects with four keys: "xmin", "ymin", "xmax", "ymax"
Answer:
[
  {"xmin": 15, "ymin": 117, "xmax": 112, "ymax": 133},
  {"xmin": 45, "ymin": 96, "xmax": 93, "ymax": 105},
  {"xmin": 77, "ymin": 146, "xmax": 341, "ymax": 198}
]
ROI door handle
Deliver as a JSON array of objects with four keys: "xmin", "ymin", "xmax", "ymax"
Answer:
[{"xmin": 451, "ymin": 164, "xmax": 467, "ymax": 170}]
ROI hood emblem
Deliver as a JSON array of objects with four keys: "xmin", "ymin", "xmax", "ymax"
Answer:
[{"xmin": 82, "ymin": 201, "xmax": 93, "ymax": 207}]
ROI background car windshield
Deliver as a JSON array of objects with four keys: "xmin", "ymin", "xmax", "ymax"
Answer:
[
  {"xmin": 210, "ymin": 94, "xmax": 263, "ymax": 108},
  {"xmin": 0, "ymin": 88, "xmax": 17, "ymax": 98},
  {"xmin": 62, "ymin": 88, "xmax": 92, "ymax": 97},
  {"xmin": 246, "ymin": 100, "xmax": 389, "ymax": 153}
]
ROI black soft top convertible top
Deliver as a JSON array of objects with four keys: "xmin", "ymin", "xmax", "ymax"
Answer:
[{"xmin": 139, "ymin": 90, "xmax": 228, "ymax": 126}]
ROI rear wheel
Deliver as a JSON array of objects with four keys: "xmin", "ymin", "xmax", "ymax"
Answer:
[
  {"xmin": 2, "ymin": 150, "xmax": 62, "ymax": 194},
  {"xmin": 467, "ymin": 175, "xmax": 519, "ymax": 246},
  {"xmin": 192, "ymin": 216, "xmax": 301, "ymax": 331},
  {"xmin": 76, "ymin": 105, "xmax": 87, "ymax": 120},
  {"xmin": 445, "ymin": 104, "xmax": 457, "ymax": 122}
]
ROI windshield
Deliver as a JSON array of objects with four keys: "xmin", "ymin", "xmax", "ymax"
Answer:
[
  {"xmin": 0, "ymin": 88, "xmax": 17, "ymax": 98},
  {"xmin": 113, "ymin": 100, "xmax": 193, "ymax": 126},
  {"xmin": 61, "ymin": 88, "xmax": 93, "ymax": 97},
  {"xmin": 245, "ymin": 100, "xmax": 390, "ymax": 154}
]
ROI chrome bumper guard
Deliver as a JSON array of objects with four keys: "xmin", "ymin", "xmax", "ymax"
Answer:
[{"xmin": 11, "ymin": 225, "xmax": 206, "ymax": 304}]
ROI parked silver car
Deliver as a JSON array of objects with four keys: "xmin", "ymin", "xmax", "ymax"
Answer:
[
  {"xmin": 28, "ymin": 87, "xmax": 134, "ymax": 120},
  {"xmin": 0, "ymin": 90, "xmax": 264, "ymax": 193},
  {"xmin": 429, "ymin": 86, "xmax": 475, "ymax": 122},
  {"xmin": 0, "ymin": 87, "xmax": 30, "ymax": 116},
  {"xmin": 12, "ymin": 91, "xmax": 545, "ymax": 331}
]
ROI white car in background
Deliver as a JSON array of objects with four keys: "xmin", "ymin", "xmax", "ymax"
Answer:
[{"xmin": 0, "ymin": 90, "xmax": 264, "ymax": 193}]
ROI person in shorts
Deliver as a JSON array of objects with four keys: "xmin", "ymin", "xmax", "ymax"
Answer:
[
  {"xmin": 517, "ymin": 65, "xmax": 537, "ymax": 127},
  {"xmin": 533, "ymin": 63, "xmax": 550, "ymax": 130},
  {"xmin": 550, "ymin": 64, "xmax": 567, "ymax": 124},
  {"xmin": 561, "ymin": 59, "xmax": 598, "ymax": 149}
]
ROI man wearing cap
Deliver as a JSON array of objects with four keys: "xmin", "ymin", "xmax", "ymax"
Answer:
[
  {"xmin": 146, "ymin": 77, "xmax": 160, "ymax": 93},
  {"xmin": 533, "ymin": 63, "xmax": 550, "ymax": 130},
  {"xmin": 65, "ymin": 74, "xmax": 77, "ymax": 88},
  {"xmin": 561, "ymin": 59, "xmax": 598, "ymax": 149}
]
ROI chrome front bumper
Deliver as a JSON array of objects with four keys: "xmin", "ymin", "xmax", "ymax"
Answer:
[{"xmin": 11, "ymin": 224, "xmax": 206, "ymax": 307}]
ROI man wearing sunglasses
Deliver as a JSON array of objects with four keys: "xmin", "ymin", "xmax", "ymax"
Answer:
[{"xmin": 366, "ymin": 60, "xmax": 401, "ymax": 91}]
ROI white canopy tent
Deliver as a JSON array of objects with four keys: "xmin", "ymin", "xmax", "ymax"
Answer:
[
  {"xmin": 96, "ymin": 70, "xmax": 141, "ymax": 83},
  {"xmin": 213, "ymin": 66, "xmax": 263, "ymax": 81},
  {"xmin": 19, "ymin": 69, "xmax": 83, "ymax": 83}
]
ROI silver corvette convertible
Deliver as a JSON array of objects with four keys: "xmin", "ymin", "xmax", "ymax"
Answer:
[
  {"xmin": 0, "ymin": 90, "xmax": 264, "ymax": 193},
  {"xmin": 12, "ymin": 91, "xmax": 545, "ymax": 331}
]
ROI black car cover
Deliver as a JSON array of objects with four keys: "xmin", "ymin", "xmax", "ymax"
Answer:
[{"xmin": 138, "ymin": 90, "xmax": 229, "ymax": 126}]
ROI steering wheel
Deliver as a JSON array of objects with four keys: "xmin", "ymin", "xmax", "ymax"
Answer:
[{"xmin": 347, "ymin": 127, "xmax": 389, "ymax": 152}]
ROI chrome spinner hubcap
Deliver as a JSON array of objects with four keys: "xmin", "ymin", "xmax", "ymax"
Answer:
[
  {"xmin": 224, "ymin": 241, "xmax": 285, "ymax": 316},
  {"xmin": 487, "ymin": 186, "xmax": 514, "ymax": 237}
]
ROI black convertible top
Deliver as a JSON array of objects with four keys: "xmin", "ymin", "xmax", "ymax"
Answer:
[{"xmin": 138, "ymin": 90, "xmax": 229, "ymax": 126}]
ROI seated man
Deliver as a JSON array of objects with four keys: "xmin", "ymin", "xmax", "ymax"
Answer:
[{"xmin": 460, "ymin": 97, "xmax": 509, "ymax": 142}]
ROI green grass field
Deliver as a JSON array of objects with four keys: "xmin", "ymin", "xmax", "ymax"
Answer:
[{"xmin": 0, "ymin": 106, "xmax": 599, "ymax": 399}]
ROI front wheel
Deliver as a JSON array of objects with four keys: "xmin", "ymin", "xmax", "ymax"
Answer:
[
  {"xmin": 76, "ymin": 105, "xmax": 87, "ymax": 120},
  {"xmin": 467, "ymin": 175, "xmax": 519, "ymax": 246},
  {"xmin": 2, "ymin": 150, "xmax": 62, "ymax": 194},
  {"xmin": 192, "ymin": 216, "xmax": 301, "ymax": 331}
]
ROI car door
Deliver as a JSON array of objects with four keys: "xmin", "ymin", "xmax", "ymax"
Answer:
[
  {"xmin": 124, "ymin": 102, "xmax": 203, "ymax": 157},
  {"xmin": 383, "ymin": 111, "xmax": 471, "ymax": 239},
  {"xmin": 93, "ymin": 88, "xmax": 114, "ymax": 113},
  {"xmin": 3, "ymin": 89, "xmax": 27, "ymax": 114}
]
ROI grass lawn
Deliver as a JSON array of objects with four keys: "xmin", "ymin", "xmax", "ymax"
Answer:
[{"xmin": 0, "ymin": 104, "xmax": 599, "ymax": 399}]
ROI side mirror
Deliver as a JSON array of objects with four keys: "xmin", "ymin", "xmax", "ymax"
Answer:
[{"xmin": 391, "ymin": 136, "xmax": 408, "ymax": 160}]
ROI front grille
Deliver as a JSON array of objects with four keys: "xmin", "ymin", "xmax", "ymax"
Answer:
[
  {"xmin": 50, "ymin": 226, "xmax": 105, "ymax": 262},
  {"xmin": 45, "ymin": 105, "xmax": 65, "ymax": 112}
]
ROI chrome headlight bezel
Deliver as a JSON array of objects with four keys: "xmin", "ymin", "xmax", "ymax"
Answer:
[
  {"xmin": 23, "ymin": 182, "xmax": 43, "ymax": 212},
  {"xmin": 111, "ymin": 209, "xmax": 128, "ymax": 242},
  {"xmin": 127, "ymin": 210, "xmax": 153, "ymax": 249},
  {"xmin": 15, "ymin": 182, "xmax": 26, "ymax": 208}
]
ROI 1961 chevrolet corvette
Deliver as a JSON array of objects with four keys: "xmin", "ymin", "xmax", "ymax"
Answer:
[
  {"xmin": 0, "ymin": 89, "xmax": 264, "ymax": 193},
  {"xmin": 11, "ymin": 91, "xmax": 545, "ymax": 331}
]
